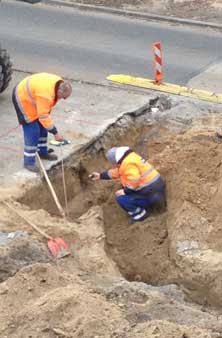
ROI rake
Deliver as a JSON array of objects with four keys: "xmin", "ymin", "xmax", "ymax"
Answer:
[{"xmin": 3, "ymin": 201, "xmax": 70, "ymax": 259}]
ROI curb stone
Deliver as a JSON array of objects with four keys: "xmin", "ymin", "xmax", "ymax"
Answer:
[
  {"xmin": 17, "ymin": 0, "xmax": 41, "ymax": 3},
  {"xmin": 43, "ymin": 0, "xmax": 222, "ymax": 30}
]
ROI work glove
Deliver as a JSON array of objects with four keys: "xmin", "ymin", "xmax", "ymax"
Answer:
[{"xmin": 89, "ymin": 172, "xmax": 100, "ymax": 180}]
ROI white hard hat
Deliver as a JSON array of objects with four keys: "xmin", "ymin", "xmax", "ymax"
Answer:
[{"xmin": 106, "ymin": 146, "xmax": 129, "ymax": 164}]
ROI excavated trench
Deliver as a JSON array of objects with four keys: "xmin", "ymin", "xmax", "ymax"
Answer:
[{"xmin": 18, "ymin": 98, "xmax": 222, "ymax": 306}]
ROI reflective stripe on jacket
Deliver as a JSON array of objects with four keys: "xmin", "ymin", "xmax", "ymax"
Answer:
[
  {"xmin": 108, "ymin": 152, "xmax": 160, "ymax": 191},
  {"xmin": 15, "ymin": 73, "xmax": 62, "ymax": 130}
]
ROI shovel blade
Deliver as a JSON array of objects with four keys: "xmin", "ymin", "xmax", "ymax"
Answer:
[{"xmin": 48, "ymin": 238, "xmax": 70, "ymax": 259}]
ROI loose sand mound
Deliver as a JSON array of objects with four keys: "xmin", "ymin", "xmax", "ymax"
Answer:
[{"xmin": 2, "ymin": 106, "xmax": 222, "ymax": 336}]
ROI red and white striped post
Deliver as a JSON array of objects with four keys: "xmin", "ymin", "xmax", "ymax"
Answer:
[{"xmin": 152, "ymin": 42, "xmax": 163, "ymax": 85}]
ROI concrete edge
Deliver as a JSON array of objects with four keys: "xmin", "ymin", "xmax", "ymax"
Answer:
[
  {"xmin": 36, "ymin": 101, "xmax": 155, "ymax": 173},
  {"xmin": 42, "ymin": 0, "xmax": 222, "ymax": 30},
  {"xmin": 107, "ymin": 74, "xmax": 222, "ymax": 104},
  {"xmin": 17, "ymin": 0, "xmax": 41, "ymax": 3},
  {"xmin": 11, "ymin": 67, "xmax": 153, "ymax": 95},
  {"xmin": 10, "ymin": 100, "xmax": 153, "ymax": 186}
]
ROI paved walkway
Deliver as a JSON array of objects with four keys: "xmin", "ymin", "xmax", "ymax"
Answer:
[
  {"xmin": 0, "ymin": 71, "xmax": 148, "ymax": 181},
  {"xmin": 188, "ymin": 62, "xmax": 222, "ymax": 93},
  {"xmin": 1, "ymin": 65, "xmax": 222, "ymax": 187}
]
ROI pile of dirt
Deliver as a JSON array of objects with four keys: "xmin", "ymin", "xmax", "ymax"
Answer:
[
  {"xmin": 2, "ymin": 99, "xmax": 222, "ymax": 336},
  {"xmin": 0, "ymin": 234, "xmax": 51, "ymax": 282},
  {"xmin": 1, "ymin": 262, "xmax": 221, "ymax": 338},
  {"xmin": 0, "ymin": 203, "xmax": 222, "ymax": 338},
  {"xmin": 15, "ymin": 103, "xmax": 222, "ymax": 307}
]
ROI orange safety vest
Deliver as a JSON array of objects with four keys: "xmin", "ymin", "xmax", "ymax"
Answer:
[
  {"xmin": 108, "ymin": 152, "xmax": 160, "ymax": 191},
  {"xmin": 15, "ymin": 73, "xmax": 62, "ymax": 130}
]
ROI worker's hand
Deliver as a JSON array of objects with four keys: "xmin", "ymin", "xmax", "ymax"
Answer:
[
  {"xmin": 54, "ymin": 133, "xmax": 65, "ymax": 142},
  {"xmin": 115, "ymin": 189, "xmax": 125, "ymax": 197},
  {"xmin": 89, "ymin": 172, "xmax": 100, "ymax": 181}
]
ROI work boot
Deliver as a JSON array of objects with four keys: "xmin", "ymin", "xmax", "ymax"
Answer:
[
  {"xmin": 38, "ymin": 148, "xmax": 54, "ymax": 154},
  {"xmin": 24, "ymin": 165, "xmax": 39, "ymax": 173},
  {"xmin": 39, "ymin": 153, "xmax": 58, "ymax": 161},
  {"xmin": 132, "ymin": 210, "xmax": 149, "ymax": 223},
  {"xmin": 137, "ymin": 211, "xmax": 149, "ymax": 222}
]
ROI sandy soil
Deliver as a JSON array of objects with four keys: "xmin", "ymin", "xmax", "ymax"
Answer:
[
  {"xmin": 1, "ymin": 1, "xmax": 222, "ymax": 336},
  {"xmin": 2, "ymin": 107, "xmax": 222, "ymax": 337}
]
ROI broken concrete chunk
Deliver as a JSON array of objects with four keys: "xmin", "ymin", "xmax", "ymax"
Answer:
[{"xmin": 0, "ymin": 236, "xmax": 52, "ymax": 282}]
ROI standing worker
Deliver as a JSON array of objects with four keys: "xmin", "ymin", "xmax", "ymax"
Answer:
[
  {"xmin": 90, "ymin": 146, "xmax": 165, "ymax": 223},
  {"xmin": 12, "ymin": 73, "xmax": 72, "ymax": 173}
]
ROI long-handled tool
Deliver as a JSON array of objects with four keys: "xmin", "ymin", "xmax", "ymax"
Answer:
[
  {"xmin": 36, "ymin": 153, "xmax": 65, "ymax": 218},
  {"xmin": 49, "ymin": 139, "xmax": 70, "ymax": 217},
  {"xmin": 3, "ymin": 201, "xmax": 70, "ymax": 259},
  {"xmin": 60, "ymin": 146, "xmax": 69, "ymax": 217}
]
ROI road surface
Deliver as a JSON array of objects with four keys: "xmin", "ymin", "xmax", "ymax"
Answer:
[{"xmin": 1, "ymin": 0, "xmax": 222, "ymax": 85}]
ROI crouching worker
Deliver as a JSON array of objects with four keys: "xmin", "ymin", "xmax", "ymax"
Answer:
[{"xmin": 89, "ymin": 146, "xmax": 165, "ymax": 223}]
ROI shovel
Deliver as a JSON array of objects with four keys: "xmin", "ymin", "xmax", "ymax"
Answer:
[
  {"xmin": 3, "ymin": 201, "xmax": 70, "ymax": 259},
  {"xmin": 36, "ymin": 153, "xmax": 65, "ymax": 218}
]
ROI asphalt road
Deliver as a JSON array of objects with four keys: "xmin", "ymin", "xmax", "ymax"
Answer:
[{"xmin": 1, "ymin": 0, "xmax": 222, "ymax": 85}]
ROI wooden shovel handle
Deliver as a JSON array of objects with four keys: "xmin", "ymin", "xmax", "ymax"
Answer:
[
  {"xmin": 4, "ymin": 201, "xmax": 53, "ymax": 241},
  {"xmin": 36, "ymin": 153, "xmax": 65, "ymax": 218}
]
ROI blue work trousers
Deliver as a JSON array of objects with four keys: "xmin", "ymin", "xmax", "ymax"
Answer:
[
  {"xmin": 22, "ymin": 120, "xmax": 48, "ymax": 166},
  {"xmin": 116, "ymin": 180, "xmax": 165, "ymax": 221}
]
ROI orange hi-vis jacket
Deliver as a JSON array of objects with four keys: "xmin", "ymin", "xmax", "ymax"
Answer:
[
  {"xmin": 15, "ymin": 73, "xmax": 62, "ymax": 132},
  {"xmin": 107, "ymin": 151, "xmax": 160, "ymax": 191}
]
